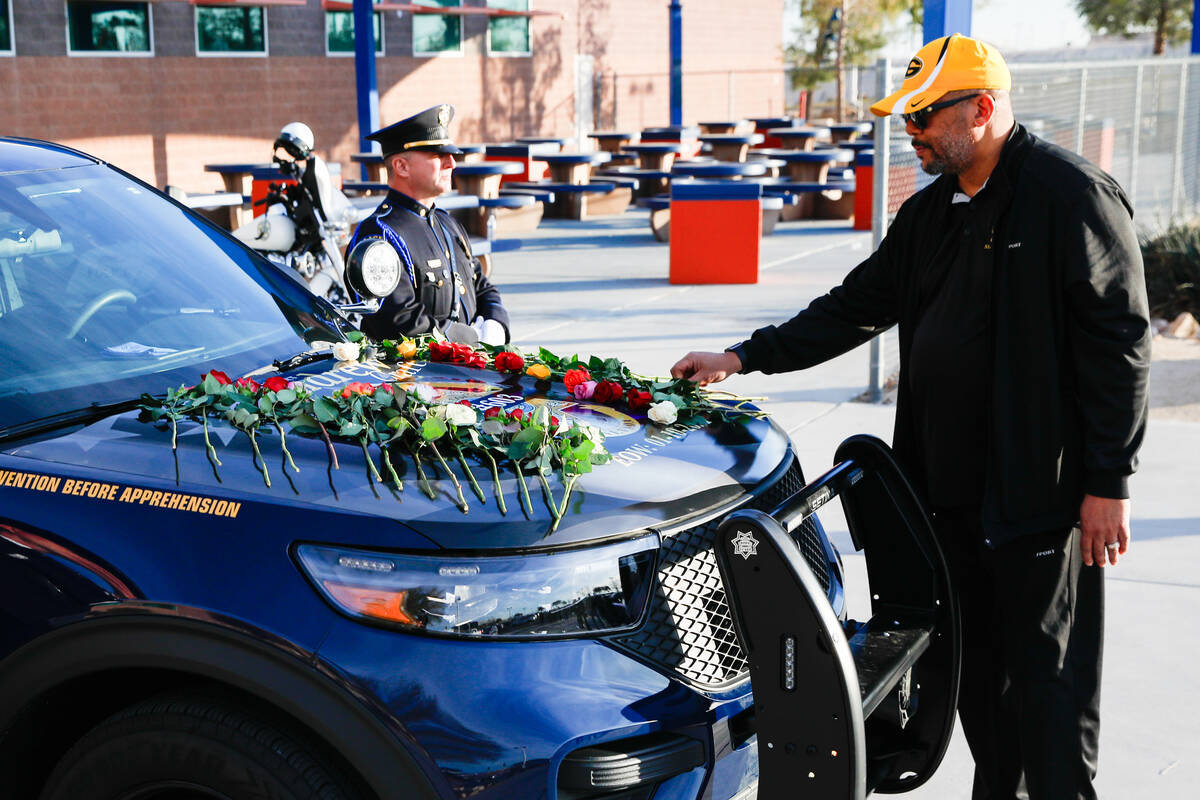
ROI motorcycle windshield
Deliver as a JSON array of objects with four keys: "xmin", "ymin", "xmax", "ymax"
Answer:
[{"xmin": 0, "ymin": 162, "xmax": 348, "ymax": 429}]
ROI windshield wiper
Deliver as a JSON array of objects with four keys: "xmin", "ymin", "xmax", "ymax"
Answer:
[
  {"xmin": 274, "ymin": 350, "xmax": 334, "ymax": 372},
  {"xmin": 0, "ymin": 399, "xmax": 143, "ymax": 443}
]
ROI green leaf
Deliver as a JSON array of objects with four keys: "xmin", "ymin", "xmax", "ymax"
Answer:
[
  {"xmin": 313, "ymin": 397, "xmax": 339, "ymax": 423},
  {"xmin": 386, "ymin": 416, "xmax": 409, "ymax": 431},
  {"xmin": 506, "ymin": 427, "xmax": 542, "ymax": 461},
  {"xmin": 421, "ymin": 417, "xmax": 447, "ymax": 441},
  {"xmin": 338, "ymin": 421, "xmax": 364, "ymax": 437},
  {"xmin": 275, "ymin": 388, "xmax": 296, "ymax": 404},
  {"xmin": 257, "ymin": 396, "xmax": 274, "ymax": 415},
  {"xmin": 202, "ymin": 374, "xmax": 225, "ymax": 394},
  {"xmin": 346, "ymin": 330, "xmax": 364, "ymax": 343},
  {"xmin": 289, "ymin": 414, "xmax": 321, "ymax": 434}
]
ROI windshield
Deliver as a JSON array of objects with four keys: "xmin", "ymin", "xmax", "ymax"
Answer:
[{"xmin": 0, "ymin": 162, "xmax": 348, "ymax": 429}]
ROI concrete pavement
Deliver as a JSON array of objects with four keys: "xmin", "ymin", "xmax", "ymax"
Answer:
[{"xmin": 491, "ymin": 210, "xmax": 1200, "ymax": 799}]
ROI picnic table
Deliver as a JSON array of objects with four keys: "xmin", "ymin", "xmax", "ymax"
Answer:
[
  {"xmin": 671, "ymin": 161, "xmax": 768, "ymax": 179},
  {"xmin": 587, "ymin": 131, "xmax": 637, "ymax": 154},
  {"xmin": 514, "ymin": 136, "xmax": 569, "ymax": 151},
  {"xmin": 766, "ymin": 126, "xmax": 831, "ymax": 151},
  {"xmin": 697, "ymin": 120, "xmax": 750, "ymax": 134},
  {"xmin": 349, "ymin": 152, "xmax": 386, "ymax": 183},
  {"xmin": 451, "ymin": 161, "xmax": 527, "ymax": 236},
  {"xmin": 769, "ymin": 148, "xmax": 855, "ymax": 182},
  {"xmin": 829, "ymin": 122, "xmax": 875, "ymax": 143},
  {"xmin": 520, "ymin": 152, "xmax": 630, "ymax": 219},
  {"xmin": 697, "ymin": 133, "xmax": 765, "ymax": 162}
]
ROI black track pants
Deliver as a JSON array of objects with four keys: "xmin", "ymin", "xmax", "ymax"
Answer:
[{"xmin": 932, "ymin": 508, "xmax": 1103, "ymax": 800}]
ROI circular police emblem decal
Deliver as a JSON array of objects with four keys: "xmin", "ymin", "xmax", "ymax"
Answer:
[
  {"xmin": 524, "ymin": 398, "xmax": 641, "ymax": 438},
  {"xmin": 905, "ymin": 57, "xmax": 923, "ymax": 78},
  {"xmin": 437, "ymin": 105, "xmax": 451, "ymax": 127},
  {"xmin": 400, "ymin": 379, "xmax": 503, "ymax": 404}
]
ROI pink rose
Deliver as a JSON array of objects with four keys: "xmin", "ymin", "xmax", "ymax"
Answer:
[{"xmin": 573, "ymin": 380, "xmax": 597, "ymax": 400}]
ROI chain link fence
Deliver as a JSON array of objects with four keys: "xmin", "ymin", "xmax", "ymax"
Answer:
[{"xmin": 863, "ymin": 55, "xmax": 1200, "ymax": 400}]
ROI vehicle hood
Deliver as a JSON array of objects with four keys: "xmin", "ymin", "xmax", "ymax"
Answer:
[{"xmin": 3, "ymin": 358, "xmax": 790, "ymax": 551}]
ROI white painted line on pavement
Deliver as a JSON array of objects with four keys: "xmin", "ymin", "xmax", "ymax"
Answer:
[{"xmin": 761, "ymin": 236, "xmax": 861, "ymax": 271}]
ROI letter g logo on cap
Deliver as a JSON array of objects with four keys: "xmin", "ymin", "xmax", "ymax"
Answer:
[{"xmin": 905, "ymin": 57, "xmax": 923, "ymax": 78}]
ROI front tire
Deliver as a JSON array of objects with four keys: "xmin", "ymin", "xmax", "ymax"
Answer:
[{"xmin": 40, "ymin": 693, "xmax": 367, "ymax": 800}]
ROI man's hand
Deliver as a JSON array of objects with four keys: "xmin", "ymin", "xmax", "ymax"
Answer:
[
  {"xmin": 1079, "ymin": 494, "xmax": 1131, "ymax": 567},
  {"xmin": 670, "ymin": 350, "xmax": 743, "ymax": 386}
]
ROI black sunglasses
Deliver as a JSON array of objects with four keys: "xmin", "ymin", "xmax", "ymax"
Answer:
[{"xmin": 901, "ymin": 93, "xmax": 982, "ymax": 129}]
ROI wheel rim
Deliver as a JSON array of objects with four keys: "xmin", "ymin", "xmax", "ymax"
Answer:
[{"xmin": 117, "ymin": 782, "xmax": 235, "ymax": 800}]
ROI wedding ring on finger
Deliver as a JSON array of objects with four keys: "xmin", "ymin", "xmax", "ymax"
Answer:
[{"xmin": 1105, "ymin": 542, "xmax": 1120, "ymax": 550}]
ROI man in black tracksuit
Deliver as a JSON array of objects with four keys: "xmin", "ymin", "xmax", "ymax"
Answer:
[{"xmin": 673, "ymin": 34, "xmax": 1150, "ymax": 800}]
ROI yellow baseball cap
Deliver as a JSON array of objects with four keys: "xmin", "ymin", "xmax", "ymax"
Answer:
[{"xmin": 869, "ymin": 33, "xmax": 1011, "ymax": 118}]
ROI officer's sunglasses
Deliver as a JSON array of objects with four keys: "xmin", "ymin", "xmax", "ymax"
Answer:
[{"xmin": 901, "ymin": 93, "xmax": 982, "ymax": 129}]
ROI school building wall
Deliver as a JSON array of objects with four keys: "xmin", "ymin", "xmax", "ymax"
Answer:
[{"xmin": 0, "ymin": 0, "xmax": 785, "ymax": 191}]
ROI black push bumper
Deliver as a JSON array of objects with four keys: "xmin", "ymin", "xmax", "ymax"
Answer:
[{"xmin": 715, "ymin": 435, "xmax": 961, "ymax": 799}]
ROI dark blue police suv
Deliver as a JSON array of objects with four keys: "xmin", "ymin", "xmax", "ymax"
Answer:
[{"xmin": 0, "ymin": 137, "xmax": 959, "ymax": 800}]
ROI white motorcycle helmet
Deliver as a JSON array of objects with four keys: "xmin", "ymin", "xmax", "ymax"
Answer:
[{"xmin": 275, "ymin": 121, "xmax": 315, "ymax": 161}]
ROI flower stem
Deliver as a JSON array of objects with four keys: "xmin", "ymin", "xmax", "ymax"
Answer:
[
  {"xmin": 557, "ymin": 474, "xmax": 578, "ymax": 519},
  {"xmin": 381, "ymin": 446, "xmax": 403, "ymax": 489},
  {"xmin": 482, "ymin": 451, "xmax": 507, "ymax": 514},
  {"xmin": 513, "ymin": 461, "xmax": 533, "ymax": 517},
  {"xmin": 274, "ymin": 422, "xmax": 299, "ymax": 472},
  {"xmin": 454, "ymin": 444, "xmax": 486, "ymax": 503},
  {"xmin": 201, "ymin": 413, "xmax": 221, "ymax": 467},
  {"xmin": 317, "ymin": 420, "xmax": 340, "ymax": 470},
  {"xmin": 430, "ymin": 442, "xmax": 468, "ymax": 513},
  {"xmin": 537, "ymin": 469, "xmax": 562, "ymax": 528},
  {"xmin": 248, "ymin": 428, "xmax": 271, "ymax": 487},
  {"xmin": 358, "ymin": 439, "xmax": 384, "ymax": 483},
  {"xmin": 170, "ymin": 416, "xmax": 178, "ymax": 451},
  {"xmin": 412, "ymin": 451, "xmax": 437, "ymax": 499}
]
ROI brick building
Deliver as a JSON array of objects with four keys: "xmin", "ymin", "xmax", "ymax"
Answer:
[{"xmin": 0, "ymin": 1, "xmax": 787, "ymax": 190}]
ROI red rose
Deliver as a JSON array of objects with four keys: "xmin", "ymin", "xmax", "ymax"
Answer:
[
  {"xmin": 562, "ymin": 368, "xmax": 591, "ymax": 391},
  {"xmin": 484, "ymin": 406, "xmax": 503, "ymax": 419},
  {"xmin": 428, "ymin": 342, "xmax": 453, "ymax": 362},
  {"xmin": 264, "ymin": 376, "xmax": 289, "ymax": 393},
  {"xmin": 626, "ymin": 388, "xmax": 652, "ymax": 410},
  {"xmin": 550, "ymin": 416, "xmax": 561, "ymax": 429},
  {"xmin": 235, "ymin": 377, "xmax": 261, "ymax": 393},
  {"xmin": 458, "ymin": 399, "xmax": 471, "ymax": 405},
  {"xmin": 468, "ymin": 354, "xmax": 488, "ymax": 369},
  {"xmin": 205, "ymin": 370, "xmax": 232, "ymax": 386},
  {"xmin": 509, "ymin": 408, "xmax": 524, "ymax": 421},
  {"xmin": 592, "ymin": 380, "xmax": 623, "ymax": 404},
  {"xmin": 494, "ymin": 351, "xmax": 525, "ymax": 373},
  {"xmin": 341, "ymin": 381, "xmax": 374, "ymax": 398},
  {"xmin": 377, "ymin": 383, "xmax": 393, "ymax": 393},
  {"xmin": 451, "ymin": 343, "xmax": 475, "ymax": 363}
]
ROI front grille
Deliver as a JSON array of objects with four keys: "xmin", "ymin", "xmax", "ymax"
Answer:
[{"xmin": 609, "ymin": 458, "xmax": 834, "ymax": 690}]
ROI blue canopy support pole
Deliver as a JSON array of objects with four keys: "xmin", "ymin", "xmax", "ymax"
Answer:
[
  {"xmin": 669, "ymin": 0, "xmax": 682, "ymax": 126},
  {"xmin": 354, "ymin": 0, "xmax": 381, "ymax": 179},
  {"xmin": 1192, "ymin": 0, "xmax": 1199, "ymax": 54},
  {"xmin": 923, "ymin": 0, "xmax": 972, "ymax": 42}
]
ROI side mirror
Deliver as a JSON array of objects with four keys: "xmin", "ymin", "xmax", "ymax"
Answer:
[{"xmin": 339, "ymin": 239, "xmax": 402, "ymax": 314}]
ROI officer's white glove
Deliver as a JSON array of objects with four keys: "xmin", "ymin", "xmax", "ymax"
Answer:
[{"xmin": 471, "ymin": 316, "xmax": 507, "ymax": 346}]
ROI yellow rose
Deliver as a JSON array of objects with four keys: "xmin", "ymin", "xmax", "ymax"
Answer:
[
  {"xmin": 395, "ymin": 339, "xmax": 417, "ymax": 359},
  {"xmin": 526, "ymin": 364, "xmax": 551, "ymax": 380}
]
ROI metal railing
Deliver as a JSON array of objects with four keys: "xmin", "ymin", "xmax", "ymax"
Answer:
[{"xmin": 865, "ymin": 55, "xmax": 1200, "ymax": 400}]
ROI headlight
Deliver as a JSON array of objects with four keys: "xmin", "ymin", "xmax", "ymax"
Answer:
[{"xmin": 295, "ymin": 536, "xmax": 657, "ymax": 639}]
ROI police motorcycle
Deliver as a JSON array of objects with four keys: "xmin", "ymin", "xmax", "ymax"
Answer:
[{"xmin": 232, "ymin": 122, "xmax": 361, "ymax": 306}]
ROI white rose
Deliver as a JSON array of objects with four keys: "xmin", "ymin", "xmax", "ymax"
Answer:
[
  {"xmin": 332, "ymin": 341, "xmax": 360, "ymax": 362},
  {"xmin": 413, "ymin": 383, "xmax": 437, "ymax": 403},
  {"xmin": 443, "ymin": 403, "xmax": 477, "ymax": 427},
  {"xmin": 647, "ymin": 400, "xmax": 678, "ymax": 425}
]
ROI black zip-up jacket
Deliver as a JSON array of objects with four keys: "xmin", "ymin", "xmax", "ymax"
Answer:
[{"xmin": 734, "ymin": 125, "xmax": 1151, "ymax": 544}]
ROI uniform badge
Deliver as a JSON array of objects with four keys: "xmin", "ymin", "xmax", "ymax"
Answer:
[
  {"xmin": 427, "ymin": 259, "xmax": 442, "ymax": 268},
  {"xmin": 438, "ymin": 105, "xmax": 451, "ymax": 127},
  {"xmin": 731, "ymin": 530, "xmax": 759, "ymax": 560},
  {"xmin": 425, "ymin": 270, "xmax": 437, "ymax": 283}
]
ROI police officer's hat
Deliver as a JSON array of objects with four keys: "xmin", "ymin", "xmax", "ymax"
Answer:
[{"xmin": 367, "ymin": 104, "xmax": 463, "ymax": 158}]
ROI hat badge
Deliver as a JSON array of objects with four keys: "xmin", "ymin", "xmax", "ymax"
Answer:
[
  {"xmin": 437, "ymin": 105, "xmax": 451, "ymax": 127},
  {"xmin": 905, "ymin": 56, "xmax": 923, "ymax": 78}
]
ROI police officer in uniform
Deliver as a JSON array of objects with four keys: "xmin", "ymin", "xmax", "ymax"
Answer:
[{"xmin": 351, "ymin": 104, "xmax": 509, "ymax": 344}]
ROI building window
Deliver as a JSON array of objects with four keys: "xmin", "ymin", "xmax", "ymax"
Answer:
[
  {"xmin": 326, "ymin": 0, "xmax": 382, "ymax": 55},
  {"xmin": 413, "ymin": 0, "xmax": 461, "ymax": 57},
  {"xmin": 487, "ymin": 0, "xmax": 529, "ymax": 56},
  {"xmin": 1, "ymin": 0, "xmax": 13, "ymax": 54},
  {"xmin": 196, "ymin": 6, "xmax": 266, "ymax": 55},
  {"xmin": 66, "ymin": 1, "xmax": 152, "ymax": 54}
]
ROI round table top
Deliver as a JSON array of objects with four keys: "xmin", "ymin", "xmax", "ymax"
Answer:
[
  {"xmin": 698, "ymin": 133, "xmax": 765, "ymax": 145},
  {"xmin": 452, "ymin": 161, "xmax": 525, "ymax": 176},
  {"xmin": 767, "ymin": 127, "xmax": 830, "ymax": 138},
  {"xmin": 539, "ymin": 152, "xmax": 607, "ymax": 165},
  {"xmin": 621, "ymin": 143, "xmax": 684, "ymax": 154},
  {"xmin": 771, "ymin": 148, "xmax": 855, "ymax": 163},
  {"xmin": 745, "ymin": 157, "xmax": 788, "ymax": 169},
  {"xmin": 671, "ymin": 161, "xmax": 768, "ymax": 178},
  {"xmin": 204, "ymin": 162, "xmax": 274, "ymax": 173},
  {"xmin": 455, "ymin": 143, "xmax": 486, "ymax": 153},
  {"xmin": 842, "ymin": 140, "xmax": 875, "ymax": 151},
  {"xmin": 515, "ymin": 136, "xmax": 569, "ymax": 145},
  {"xmin": 349, "ymin": 152, "xmax": 383, "ymax": 163},
  {"xmin": 829, "ymin": 122, "xmax": 875, "ymax": 134},
  {"xmin": 588, "ymin": 131, "xmax": 636, "ymax": 140},
  {"xmin": 750, "ymin": 116, "xmax": 800, "ymax": 128}
]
